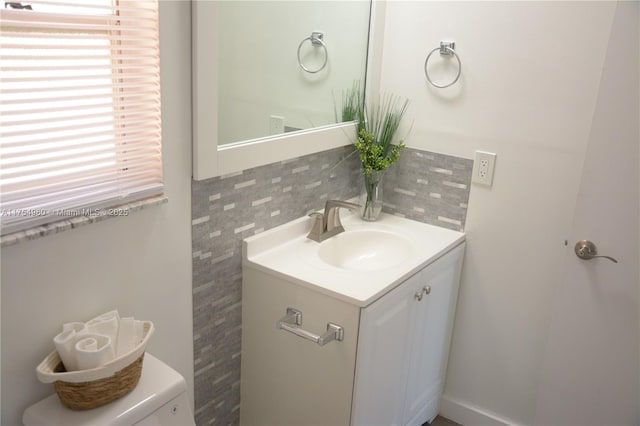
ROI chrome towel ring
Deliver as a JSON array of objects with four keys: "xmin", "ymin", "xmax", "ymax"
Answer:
[
  {"xmin": 424, "ymin": 41, "xmax": 461, "ymax": 88},
  {"xmin": 297, "ymin": 31, "xmax": 328, "ymax": 74}
]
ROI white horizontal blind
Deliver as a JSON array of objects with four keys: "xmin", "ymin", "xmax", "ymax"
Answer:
[{"xmin": 0, "ymin": 0, "xmax": 162, "ymax": 235}]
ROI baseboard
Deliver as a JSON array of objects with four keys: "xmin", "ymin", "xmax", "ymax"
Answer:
[{"xmin": 439, "ymin": 395, "xmax": 525, "ymax": 426}]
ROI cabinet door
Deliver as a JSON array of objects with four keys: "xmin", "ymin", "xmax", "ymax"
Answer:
[
  {"xmin": 241, "ymin": 268, "xmax": 361, "ymax": 426},
  {"xmin": 351, "ymin": 272, "xmax": 421, "ymax": 426},
  {"xmin": 402, "ymin": 244, "xmax": 465, "ymax": 425}
]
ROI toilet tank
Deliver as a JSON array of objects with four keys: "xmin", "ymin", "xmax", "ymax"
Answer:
[{"xmin": 23, "ymin": 353, "xmax": 195, "ymax": 426}]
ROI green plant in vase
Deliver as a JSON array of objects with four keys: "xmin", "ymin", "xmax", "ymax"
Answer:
[{"xmin": 353, "ymin": 92, "xmax": 409, "ymax": 221}]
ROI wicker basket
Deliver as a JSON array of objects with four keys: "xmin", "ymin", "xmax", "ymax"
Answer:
[{"xmin": 36, "ymin": 321, "xmax": 154, "ymax": 410}]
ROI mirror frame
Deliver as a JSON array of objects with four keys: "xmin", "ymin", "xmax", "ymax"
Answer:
[{"xmin": 191, "ymin": 0, "xmax": 386, "ymax": 180}]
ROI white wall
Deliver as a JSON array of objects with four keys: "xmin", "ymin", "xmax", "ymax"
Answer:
[
  {"xmin": 378, "ymin": 1, "xmax": 626, "ymax": 424},
  {"xmin": 0, "ymin": 2, "xmax": 194, "ymax": 425}
]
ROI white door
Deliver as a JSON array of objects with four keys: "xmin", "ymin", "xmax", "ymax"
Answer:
[{"xmin": 534, "ymin": 2, "xmax": 639, "ymax": 424}]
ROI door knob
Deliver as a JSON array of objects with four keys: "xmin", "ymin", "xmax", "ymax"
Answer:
[{"xmin": 574, "ymin": 240, "xmax": 618, "ymax": 263}]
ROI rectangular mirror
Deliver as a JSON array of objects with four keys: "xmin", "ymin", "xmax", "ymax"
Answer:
[{"xmin": 193, "ymin": 0, "xmax": 375, "ymax": 180}]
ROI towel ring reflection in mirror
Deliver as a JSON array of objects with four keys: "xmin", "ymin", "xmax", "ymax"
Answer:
[
  {"xmin": 297, "ymin": 31, "xmax": 328, "ymax": 74},
  {"xmin": 424, "ymin": 41, "xmax": 461, "ymax": 88}
]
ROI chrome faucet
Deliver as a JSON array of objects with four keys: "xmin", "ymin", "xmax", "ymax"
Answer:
[{"xmin": 307, "ymin": 200, "xmax": 360, "ymax": 242}]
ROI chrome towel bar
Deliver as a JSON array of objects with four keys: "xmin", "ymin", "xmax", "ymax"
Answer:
[{"xmin": 276, "ymin": 308, "xmax": 344, "ymax": 346}]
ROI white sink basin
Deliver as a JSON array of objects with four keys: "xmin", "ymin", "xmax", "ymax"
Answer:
[
  {"xmin": 318, "ymin": 229, "xmax": 412, "ymax": 271},
  {"xmin": 243, "ymin": 209, "xmax": 465, "ymax": 306}
]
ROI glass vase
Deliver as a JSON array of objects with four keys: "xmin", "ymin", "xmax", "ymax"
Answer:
[{"xmin": 360, "ymin": 170, "xmax": 384, "ymax": 221}]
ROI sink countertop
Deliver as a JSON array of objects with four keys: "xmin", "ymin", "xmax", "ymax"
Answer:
[{"xmin": 242, "ymin": 210, "xmax": 465, "ymax": 307}]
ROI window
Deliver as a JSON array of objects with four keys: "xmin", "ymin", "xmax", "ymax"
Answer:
[{"xmin": 0, "ymin": 0, "xmax": 162, "ymax": 235}]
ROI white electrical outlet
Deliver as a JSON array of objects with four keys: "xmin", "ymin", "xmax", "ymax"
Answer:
[
  {"xmin": 269, "ymin": 115, "xmax": 285, "ymax": 135},
  {"xmin": 472, "ymin": 151, "xmax": 497, "ymax": 186}
]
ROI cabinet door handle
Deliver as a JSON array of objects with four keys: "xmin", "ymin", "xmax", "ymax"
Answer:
[
  {"xmin": 414, "ymin": 286, "xmax": 431, "ymax": 302},
  {"xmin": 276, "ymin": 308, "xmax": 344, "ymax": 346}
]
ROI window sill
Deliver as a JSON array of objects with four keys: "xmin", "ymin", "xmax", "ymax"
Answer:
[{"xmin": 1, "ymin": 195, "xmax": 168, "ymax": 248}]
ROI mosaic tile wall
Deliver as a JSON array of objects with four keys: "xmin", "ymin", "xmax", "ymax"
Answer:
[
  {"xmin": 384, "ymin": 147, "xmax": 473, "ymax": 231},
  {"xmin": 191, "ymin": 145, "xmax": 473, "ymax": 425}
]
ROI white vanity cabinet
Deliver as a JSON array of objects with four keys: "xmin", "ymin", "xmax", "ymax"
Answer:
[
  {"xmin": 241, "ymin": 240, "xmax": 465, "ymax": 426},
  {"xmin": 352, "ymin": 243, "xmax": 465, "ymax": 425}
]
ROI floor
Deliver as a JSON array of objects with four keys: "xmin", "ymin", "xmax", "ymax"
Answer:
[{"xmin": 426, "ymin": 415, "xmax": 463, "ymax": 426}]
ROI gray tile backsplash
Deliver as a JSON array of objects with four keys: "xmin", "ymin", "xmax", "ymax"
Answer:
[
  {"xmin": 383, "ymin": 148, "xmax": 472, "ymax": 231},
  {"xmin": 191, "ymin": 145, "xmax": 472, "ymax": 425}
]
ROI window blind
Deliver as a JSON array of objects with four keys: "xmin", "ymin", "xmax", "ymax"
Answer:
[{"xmin": 0, "ymin": 0, "xmax": 162, "ymax": 235}]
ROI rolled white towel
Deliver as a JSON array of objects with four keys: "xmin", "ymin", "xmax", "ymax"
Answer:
[
  {"xmin": 86, "ymin": 310, "xmax": 120, "ymax": 344},
  {"xmin": 75, "ymin": 334, "xmax": 116, "ymax": 370},
  {"xmin": 53, "ymin": 322, "xmax": 87, "ymax": 371},
  {"xmin": 63, "ymin": 322, "xmax": 88, "ymax": 333},
  {"xmin": 116, "ymin": 318, "xmax": 145, "ymax": 356}
]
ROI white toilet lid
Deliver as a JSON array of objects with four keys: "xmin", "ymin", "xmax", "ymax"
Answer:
[{"xmin": 23, "ymin": 353, "xmax": 189, "ymax": 426}]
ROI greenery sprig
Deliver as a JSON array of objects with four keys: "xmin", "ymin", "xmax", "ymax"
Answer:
[
  {"xmin": 355, "ymin": 129, "xmax": 405, "ymax": 176},
  {"xmin": 345, "ymin": 83, "xmax": 409, "ymax": 176},
  {"xmin": 341, "ymin": 81, "xmax": 362, "ymax": 123}
]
